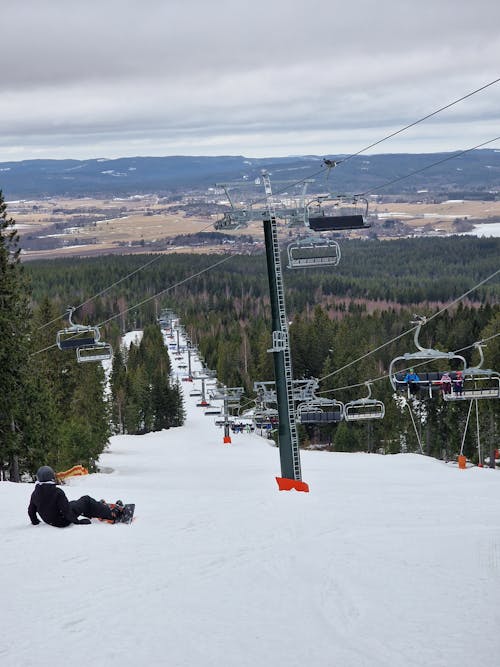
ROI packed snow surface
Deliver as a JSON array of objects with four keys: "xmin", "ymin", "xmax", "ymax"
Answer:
[{"xmin": 2, "ymin": 335, "xmax": 500, "ymax": 667}]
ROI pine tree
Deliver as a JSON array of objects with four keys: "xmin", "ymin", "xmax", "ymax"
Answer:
[{"xmin": 0, "ymin": 192, "xmax": 32, "ymax": 481}]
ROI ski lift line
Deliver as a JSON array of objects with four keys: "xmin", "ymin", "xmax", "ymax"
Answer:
[
  {"xmin": 316, "ymin": 333, "xmax": 499, "ymax": 397},
  {"xmin": 336, "ymin": 77, "xmax": 500, "ymax": 168},
  {"xmin": 405, "ymin": 401, "xmax": 424, "ymax": 455},
  {"xmin": 359, "ymin": 135, "xmax": 500, "ymax": 197},
  {"xmin": 316, "ymin": 330, "xmax": 500, "ymax": 398},
  {"xmin": 452, "ymin": 330, "xmax": 500, "ymax": 356},
  {"xmin": 30, "ymin": 254, "xmax": 233, "ymax": 357},
  {"xmin": 318, "ymin": 267, "xmax": 500, "ymax": 384},
  {"xmin": 96, "ymin": 255, "xmax": 233, "ymax": 329},
  {"xmin": 37, "ymin": 254, "xmax": 165, "ymax": 332},
  {"xmin": 424, "ymin": 268, "xmax": 500, "ymax": 325},
  {"xmin": 318, "ymin": 324, "xmax": 419, "ymax": 383},
  {"xmin": 459, "ymin": 400, "xmax": 475, "ymax": 456},
  {"xmin": 215, "ymin": 77, "xmax": 500, "ymax": 215}
]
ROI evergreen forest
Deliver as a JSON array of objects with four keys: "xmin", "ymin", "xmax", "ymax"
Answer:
[{"xmin": 1, "ymin": 189, "xmax": 499, "ymax": 479}]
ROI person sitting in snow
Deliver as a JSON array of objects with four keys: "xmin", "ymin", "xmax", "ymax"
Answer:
[{"xmin": 28, "ymin": 466, "xmax": 123, "ymax": 527}]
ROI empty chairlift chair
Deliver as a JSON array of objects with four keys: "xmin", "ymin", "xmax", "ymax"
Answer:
[
  {"xmin": 287, "ymin": 237, "xmax": 341, "ymax": 269},
  {"xmin": 296, "ymin": 398, "xmax": 344, "ymax": 424},
  {"xmin": 56, "ymin": 307, "xmax": 112, "ymax": 363},
  {"xmin": 344, "ymin": 383, "xmax": 385, "ymax": 421},
  {"xmin": 305, "ymin": 195, "xmax": 370, "ymax": 232}
]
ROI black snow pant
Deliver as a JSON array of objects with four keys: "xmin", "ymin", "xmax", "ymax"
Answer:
[{"xmin": 68, "ymin": 495, "xmax": 113, "ymax": 521}]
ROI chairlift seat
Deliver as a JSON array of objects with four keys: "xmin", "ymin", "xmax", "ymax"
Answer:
[
  {"xmin": 298, "ymin": 410, "xmax": 343, "ymax": 424},
  {"xmin": 76, "ymin": 343, "xmax": 113, "ymax": 363},
  {"xmin": 308, "ymin": 215, "xmax": 367, "ymax": 231},
  {"xmin": 443, "ymin": 371, "xmax": 500, "ymax": 401},
  {"xmin": 287, "ymin": 238, "xmax": 341, "ymax": 269},
  {"xmin": 58, "ymin": 335, "xmax": 97, "ymax": 350},
  {"xmin": 344, "ymin": 400, "xmax": 385, "ymax": 421}
]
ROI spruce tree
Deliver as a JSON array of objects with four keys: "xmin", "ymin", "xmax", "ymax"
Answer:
[{"xmin": 0, "ymin": 191, "xmax": 32, "ymax": 480}]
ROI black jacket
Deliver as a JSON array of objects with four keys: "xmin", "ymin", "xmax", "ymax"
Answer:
[{"xmin": 28, "ymin": 483, "xmax": 77, "ymax": 527}]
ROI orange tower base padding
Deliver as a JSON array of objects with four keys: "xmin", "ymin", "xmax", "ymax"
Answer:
[
  {"xmin": 276, "ymin": 477, "xmax": 310, "ymax": 492},
  {"xmin": 223, "ymin": 436, "xmax": 232, "ymax": 444},
  {"xmin": 458, "ymin": 455, "xmax": 467, "ymax": 469},
  {"xmin": 57, "ymin": 465, "xmax": 89, "ymax": 482}
]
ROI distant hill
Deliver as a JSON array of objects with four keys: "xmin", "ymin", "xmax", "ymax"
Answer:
[{"xmin": 1, "ymin": 150, "xmax": 500, "ymax": 199}]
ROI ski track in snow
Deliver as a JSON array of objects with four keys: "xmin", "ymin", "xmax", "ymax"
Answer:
[{"xmin": 1, "ymin": 331, "xmax": 500, "ymax": 666}]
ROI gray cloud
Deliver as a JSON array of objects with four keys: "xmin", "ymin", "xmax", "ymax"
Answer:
[{"xmin": 2, "ymin": 0, "xmax": 500, "ymax": 160}]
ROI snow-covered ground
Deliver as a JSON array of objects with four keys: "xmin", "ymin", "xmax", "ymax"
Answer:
[{"xmin": 2, "ymin": 333, "xmax": 500, "ymax": 667}]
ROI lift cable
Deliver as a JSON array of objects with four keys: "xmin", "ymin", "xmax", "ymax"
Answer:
[
  {"xmin": 317, "ymin": 329, "xmax": 500, "ymax": 396},
  {"xmin": 37, "ymin": 254, "xmax": 165, "ymax": 330},
  {"xmin": 235, "ymin": 77, "xmax": 500, "ymax": 210},
  {"xmin": 358, "ymin": 135, "xmax": 500, "ymax": 197},
  {"xmin": 317, "ymin": 267, "xmax": 500, "ymax": 384},
  {"xmin": 34, "ymin": 78, "xmax": 500, "ymax": 332},
  {"xmin": 316, "ymin": 331, "xmax": 500, "ymax": 396},
  {"xmin": 37, "ymin": 218, "xmax": 219, "ymax": 331},
  {"xmin": 336, "ymin": 77, "xmax": 500, "ymax": 168},
  {"xmin": 30, "ymin": 254, "xmax": 233, "ymax": 357}
]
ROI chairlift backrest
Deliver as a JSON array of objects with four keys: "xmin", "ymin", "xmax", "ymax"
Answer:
[
  {"xmin": 344, "ymin": 383, "xmax": 385, "ymax": 421},
  {"xmin": 56, "ymin": 306, "xmax": 101, "ymax": 351},
  {"xmin": 76, "ymin": 342, "xmax": 113, "ymax": 363},
  {"xmin": 389, "ymin": 317, "xmax": 467, "ymax": 391},
  {"xmin": 442, "ymin": 344, "xmax": 500, "ymax": 400},
  {"xmin": 296, "ymin": 398, "xmax": 344, "ymax": 424},
  {"xmin": 287, "ymin": 238, "xmax": 341, "ymax": 269},
  {"xmin": 57, "ymin": 331, "xmax": 99, "ymax": 350},
  {"xmin": 305, "ymin": 196, "xmax": 369, "ymax": 232}
]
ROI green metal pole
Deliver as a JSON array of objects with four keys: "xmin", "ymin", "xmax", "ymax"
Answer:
[{"xmin": 263, "ymin": 218, "xmax": 296, "ymax": 480}]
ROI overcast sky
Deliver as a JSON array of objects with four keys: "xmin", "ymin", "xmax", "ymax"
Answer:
[{"xmin": 2, "ymin": 0, "xmax": 500, "ymax": 161}]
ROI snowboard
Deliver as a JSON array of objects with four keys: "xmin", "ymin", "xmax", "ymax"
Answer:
[
  {"xmin": 98, "ymin": 501, "xmax": 135, "ymax": 524},
  {"xmin": 119, "ymin": 503, "xmax": 135, "ymax": 524}
]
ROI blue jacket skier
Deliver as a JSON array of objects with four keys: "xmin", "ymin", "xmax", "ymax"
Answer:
[
  {"xmin": 28, "ymin": 466, "xmax": 122, "ymax": 527},
  {"xmin": 403, "ymin": 368, "xmax": 420, "ymax": 394}
]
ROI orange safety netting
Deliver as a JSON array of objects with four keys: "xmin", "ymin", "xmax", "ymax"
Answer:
[{"xmin": 56, "ymin": 465, "xmax": 89, "ymax": 481}]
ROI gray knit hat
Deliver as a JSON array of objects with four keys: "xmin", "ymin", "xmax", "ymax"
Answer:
[{"xmin": 36, "ymin": 466, "xmax": 56, "ymax": 482}]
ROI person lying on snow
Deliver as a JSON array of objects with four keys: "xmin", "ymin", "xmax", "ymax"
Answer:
[{"xmin": 28, "ymin": 466, "xmax": 123, "ymax": 527}]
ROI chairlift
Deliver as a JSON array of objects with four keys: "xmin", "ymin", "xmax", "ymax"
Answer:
[
  {"xmin": 56, "ymin": 307, "xmax": 113, "ymax": 363},
  {"xmin": 344, "ymin": 383, "xmax": 385, "ymax": 421},
  {"xmin": 56, "ymin": 307, "xmax": 100, "ymax": 351},
  {"xmin": 204, "ymin": 407, "xmax": 222, "ymax": 416},
  {"xmin": 389, "ymin": 317, "xmax": 467, "ymax": 397},
  {"xmin": 296, "ymin": 398, "xmax": 344, "ymax": 424},
  {"xmin": 305, "ymin": 195, "xmax": 370, "ymax": 232},
  {"xmin": 287, "ymin": 237, "xmax": 341, "ymax": 269},
  {"xmin": 443, "ymin": 343, "xmax": 500, "ymax": 402},
  {"xmin": 76, "ymin": 342, "xmax": 113, "ymax": 364},
  {"xmin": 252, "ymin": 408, "xmax": 279, "ymax": 430}
]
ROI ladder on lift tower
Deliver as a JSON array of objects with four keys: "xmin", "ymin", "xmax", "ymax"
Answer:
[{"xmin": 262, "ymin": 171, "xmax": 302, "ymax": 482}]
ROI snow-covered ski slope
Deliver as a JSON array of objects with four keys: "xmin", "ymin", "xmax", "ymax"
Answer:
[{"xmin": 2, "ymin": 331, "xmax": 500, "ymax": 667}]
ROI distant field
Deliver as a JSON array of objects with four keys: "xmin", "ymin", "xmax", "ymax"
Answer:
[
  {"xmin": 9, "ymin": 196, "xmax": 500, "ymax": 261},
  {"xmin": 373, "ymin": 199, "xmax": 500, "ymax": 229}
]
